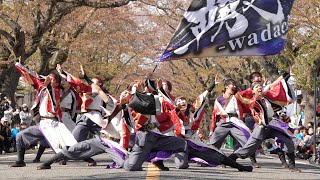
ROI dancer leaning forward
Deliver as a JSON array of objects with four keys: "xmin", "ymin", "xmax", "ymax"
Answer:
[
  {"xmin": 36, "ymin": 83, "xmax": 129, "ymax": 170},
  {"xmin": 11, "ymin": 63, "xmax": 77, "ymax": 167}
]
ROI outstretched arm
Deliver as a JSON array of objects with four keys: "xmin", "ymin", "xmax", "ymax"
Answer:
[
  {"xmin": 80, "ymin": 65, "xmax": 94, "ymax": 85},
  {"xmin": 91, "ymin": 83, "xmax": 109, "ymax": 103},
  {"xmin": 207, "ymin": 74, "xmax": 221, "ymax": 92}
]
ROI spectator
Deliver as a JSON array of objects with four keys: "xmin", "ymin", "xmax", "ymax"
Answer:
[
  {"xmin": 296, "ymin": 126, "xmax": 306, "ymax": 141},
  {"xmin": 0, "ymin": 104, "xmax": 4, "ymax": 118},
  {"xmin": 19, "ymin": 104, "xmax": 32, "ymax": 127},
  {"xmin": 306, "ymin": 122, "xmax": 314, "ymax": 129},
  {"xmin": 19, "ymin": 122, "xmax": 28, "ymax": 132},
  {"xmin": 3, "ymin": 100, "xmax": 13, "ymax": 125},
  {"xmin": 0, "ymin": 117, "xmax": 11, "ymax": 154},
  {"xmin": 296, "ymin": 127, "xmax": 314, "ymax": 159},
  {"xmin": 11, "ymin": 123, "xmax": 20, "ymax": 152},
  {"xmin": 12, "ymin": 107, "xmax": 21, "ymax": 126},
  {"xmin": 302, "ymin": 127, "xmax": 314, "ymax": 146}
]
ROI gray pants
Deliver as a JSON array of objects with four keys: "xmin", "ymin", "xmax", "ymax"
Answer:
[
  {"xmin": 175, "ymin": 144, "xmax": 225, "ymax": 169},
  {"xmin": 72, "ymin": 115, "xmax": 101, "ymax": 142},
  {"xmin": 234, "ymin": 126, "xmax": 295, "ymax": 158},
  {"xmin": 61, "ymin": 112, "xmax": 76, "ymax": 132},
  {"xmin": 16, "ymin": 125, "xmax": 45, "ymax": 151},
  {"xmin": 209, "ymin": 120, "xmax": 248, "ymax": 149},
  {"xmin": 124, "ymin": 131, "xmax": 187, "ymax": 171},
  {"xmin": 62, "ymin": 137, "xmax": 124, "ymax": 166}
]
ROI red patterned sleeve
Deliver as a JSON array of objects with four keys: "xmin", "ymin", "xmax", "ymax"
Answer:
[{"xmin": 121, "ymin": 120, "xmax": 130, "ymax": 149}]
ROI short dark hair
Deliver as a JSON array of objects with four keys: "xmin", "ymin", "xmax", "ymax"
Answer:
[
  {"xmin": 50, "ymin": 70, "xmax": 62, "ymax": 85},
  {"xmin": 249, "ymin": 72, "xmax": 262, "ymax": 83},
  {"xmin": 224, "ymin": 79, "xmax": 237, "ymax": 87},
  {"xmin": 299, "ymin": 126, "xmax": 305, "ymax": 131}
]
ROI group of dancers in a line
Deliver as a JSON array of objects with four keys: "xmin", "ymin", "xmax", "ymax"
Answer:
[{"xmin": 9, "ymin": 62, "xmax": 301, "ymax": 173}]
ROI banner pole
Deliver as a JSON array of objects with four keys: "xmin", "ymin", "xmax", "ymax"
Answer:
[{"xmin": 152, "ymin": 64, "xmax": 159, "ymax": 73}]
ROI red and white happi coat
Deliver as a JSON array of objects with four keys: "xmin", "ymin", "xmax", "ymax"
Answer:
[
  {"xmin": 158, "ymin": 87, "xmax": 176, "ymax": 110},
  {"xmin": 15, "ymin": 63, "xmax": 62, "ymax": 121},
  {"xmin": 101, "ymin": 98, "xmax": 135, "ymax": 149},
  {"xmin": 237, "ymin": 78, "xmax": 296, "ymax": 126},
  {"xmin": 210, "ymin": 94, "xmax": 251, "ymax": 135},
  {"xmin": 172, "ymin": 90, "xmax": 208, "ymax": 138},
  {"xmin": 132, "ymin": 95, "xmax": 175, "ymax": 134}
]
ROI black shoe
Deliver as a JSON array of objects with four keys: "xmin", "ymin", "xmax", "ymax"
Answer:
[
  {"xmin": 59, "ymin": 159, "xmax": 67, "ymax": 165},
  {"xmin": 152, "ymin": 161, "xmax": 169, "ymax": 171},
  {"xmin": 289, "ymin": 167, "xmax": 301, "ymax": 172},
  {"xmin": 10, "ymin": 161, "xmax": 26, "ymax": 167},
  {"xmin": 229, "ymin": 154, "xmax": 238, "ymax": 161},
  {"xmin": 238, "ymin": 165, "xmax": 253, "ymax": 172},
  {"xmin": 270, "ymin": 149, "xmax": 280, "ymax": 154},
  {"xmin": 251, "ymin": 162, "xmax": 261, "ymax": 168},
  {"xmin": 33, "ymin": 159, "xmax": 40, "ymax": 163},
  {"xmin": 37, "ymin": 164, "xmax": 51, "ymax": 170}
]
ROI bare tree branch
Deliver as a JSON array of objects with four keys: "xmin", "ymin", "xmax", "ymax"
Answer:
[
  {"xmin": 0, "ymin": 13, "xmax": 21, "ymax": 32},
  {"xmin": 0, "ymin": 29, "xmax": 15, "ymax": 46},
  {"xmin": 72, "ymin": 8, "xmax": 97, "ymax": 39},
  {"xmin": 57, "ymin": 0, "xmax": 136, "ymax": 8}
]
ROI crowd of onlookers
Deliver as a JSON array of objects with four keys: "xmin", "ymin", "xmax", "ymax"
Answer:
[
  {"xmin": 0, "ymin": 93, "xmax": 32, "ymax": 154},
  {"xmin": 294, "ymin": 121, "xmax": 320, "ymax": 161}
]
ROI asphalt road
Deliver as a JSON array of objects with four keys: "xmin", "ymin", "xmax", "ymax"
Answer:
[{"xmin": 0, "ymin": 149, "xmax": 320, "ymax": 180}]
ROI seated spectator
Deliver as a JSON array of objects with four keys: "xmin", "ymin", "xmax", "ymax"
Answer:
[
  {"xmin": 306, "ymin": 122, "xmax": 314, "ymax": 129},
  {"xmin": 19, "ymin": 104, "xmax": 32, "ymax": 127},
  {"xmin": 12, "ymin": 107, "xmax": 21, "ymax": 126},
  {"xmin": 296, "ymin": 126, "xmax": 306, "ymax": 140},
  {"xmin": 0, "ymin": 117, "xmax": 11, "ymax": 154},
  {"xmin": 11, "ymin": 123, "xmax": 20, "ymax": 152},
  {"xmin": 296, "ymin": 127, "xmax": 314, "ymax": 159}
]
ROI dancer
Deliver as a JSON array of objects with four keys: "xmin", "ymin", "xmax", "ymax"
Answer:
[
  {"xmin": 37, "ymin": 86, "xmax": 128, "ymax": 170},
  {"xmin": 229, "ymin": 75, "xmax": 301, "ymax": 172},
  {"xmin": 172, "ymin": 76, "xmax": 253, "ymax": 172},
  {"xmin": 11, "ymin": 63, "xmax": 68, "ymax": 167}
]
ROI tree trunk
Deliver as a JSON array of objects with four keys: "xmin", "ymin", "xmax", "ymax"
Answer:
[
  {"xmin": 38, "ymin": 47, "xmax": 69, "ymax": 75},
  {"xmin": 38, "ymin": 48, "xmax": 53, "ymax": 75},
  {"xmin": 304, "ymin": 91, "xmax": 315, "ymax": 126},
  {"xmin": 0, "ymin": 65, "xmax": 20, "ymax": 108}
]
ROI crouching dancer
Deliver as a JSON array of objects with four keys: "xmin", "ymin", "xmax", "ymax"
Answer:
[
  {"xmin": 172, "ymin": 76, "xmax": 253, "ymax": 172},
  {"xmin": 37, "ymin": 84, "xmax": 128, "ymax": 170},
  {"xmin": 124, "ymin": 81, "xmax": 187, "ymax": 171}
]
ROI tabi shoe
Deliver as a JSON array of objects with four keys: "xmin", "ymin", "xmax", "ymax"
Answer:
[
  {"xmin": 86, "ymin": 162, "xmax": 97, "ymax": 167},
  {"xmin": 289, "ymin": 167, "xmax": 301, "ymax": 172},
  {"xmin": 10, "ymin": 161, "xmax": 26, "ymax": 167},
  {"xmin": 59, "ymin": 159, "xmax": 67, "ymax": 165},
  {"xmin": 238, "ymin": 165, "xmax": 253, "ymax": 172},
  {"xmin": 251, "ymin": 162, "xmax": 261, "ymax": 168},
  {"xmin": 33, "ymin": 159, "xmax": 41, "ymax": 163},
  {"xmin": 37, "ymin": 164, "xmax": 51, "ymax": 170},
  {"xmin": 152, "ymin": 161, "xmax": 169, "ymax": 171},
  {"xmin": 281, "ymin": 163, "xmax": 289, "ymax": 168}
]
